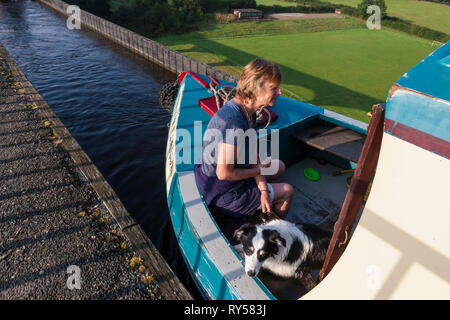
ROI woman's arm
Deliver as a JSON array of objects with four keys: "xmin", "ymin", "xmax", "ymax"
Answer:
[
  {"xmin": 254, "ymin": 159, "xmax": 272, "ymax": 213},
  {"xmin": 216, "ymin": 142, "xmax": 261, "ymax": 181}
]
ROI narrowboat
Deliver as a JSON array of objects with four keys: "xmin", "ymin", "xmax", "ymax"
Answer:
[{"xmin": 164, "ymin": 42, "xmax": 450, "ymax": 299}]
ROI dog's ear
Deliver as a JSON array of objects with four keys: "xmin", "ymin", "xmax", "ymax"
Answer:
[
  {"xmin": 233, "ymin": 224, "xmax": 254, "ymax": 242},
  {"xmin": 268, "ymin": 230, "xmax": 286, "ymax": 247}
]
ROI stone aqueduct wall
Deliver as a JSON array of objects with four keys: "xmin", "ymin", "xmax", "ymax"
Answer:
[{"xmin": 38, "ymin": 0, "xmax": 238, "ymax": 83}]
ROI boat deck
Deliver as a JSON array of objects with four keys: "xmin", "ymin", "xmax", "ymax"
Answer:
[
  {"xmin": 258, "ymin": 157, "xmax": 354, "ymax": 299},
  {"xmin": 213, "ymin": 155, "xmax": 358, "ymax": 300},
  {"xmin": 284, "ymin": 157, "xmax": 350, "ymax": 232}
]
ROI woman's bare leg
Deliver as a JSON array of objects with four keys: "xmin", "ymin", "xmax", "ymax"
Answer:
[{"xmin": 269, "ymin": 182, "xmax": 294, "ymax": 219}]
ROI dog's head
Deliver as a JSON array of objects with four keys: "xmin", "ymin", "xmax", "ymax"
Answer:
[{"xmin": 234, "ymin": 223, "xmax": 286, "ymax": 277}]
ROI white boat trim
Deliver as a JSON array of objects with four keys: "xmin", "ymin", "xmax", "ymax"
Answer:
[
  {"xmin": 323, "ymin": 109, "xmax": 368, "ymax": 132},
  {"xmin": 177, "ymin": 170, "xmax": 273, "ymax": 300},
  {"xmin": 302, "ymin": 133, "xmax": 450, "ymax": 299}
]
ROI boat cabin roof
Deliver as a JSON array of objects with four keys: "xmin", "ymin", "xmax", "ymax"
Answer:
[{"xmin": 396, "ymin": 41, "xmax": 450, "ymax": 103}]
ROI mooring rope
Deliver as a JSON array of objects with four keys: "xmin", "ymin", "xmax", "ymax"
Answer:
[
  {"xmin": 256, "ymin": 107, "xmax": 271, "ymax": 129},
  {"xmin": 159, "ymin": 72, "xmax": 272, "ymax": 128},
  {"xmin": 209, "ymin": 82, "xmax": 271, "ymax": 129},
  {"xmin": 209, "ymin": 82, "xmax": 235, "ymax": 110}
]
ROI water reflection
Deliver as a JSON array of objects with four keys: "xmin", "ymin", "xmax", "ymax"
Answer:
[{"xmin": 0, "ymin": 0, "xmax": 200, "ymax": 298}]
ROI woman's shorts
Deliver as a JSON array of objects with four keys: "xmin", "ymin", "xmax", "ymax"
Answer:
[{"xmin": 210, "ymin": 180, "xmax": 274, "ymax": 218}]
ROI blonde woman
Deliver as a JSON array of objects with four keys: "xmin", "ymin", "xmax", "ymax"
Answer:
[{"xmin": 195, "ymin": 58, "xmax": 293, "ymax": 219}]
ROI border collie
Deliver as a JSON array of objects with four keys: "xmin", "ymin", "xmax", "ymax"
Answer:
[{"xmin": 233, "ymin": 219, "xmax": 332, "ymax": 278}]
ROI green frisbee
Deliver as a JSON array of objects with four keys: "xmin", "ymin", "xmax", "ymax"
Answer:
[{"xmin": 304, "ymin": 168, "xmax": 320, "ymax": 181}]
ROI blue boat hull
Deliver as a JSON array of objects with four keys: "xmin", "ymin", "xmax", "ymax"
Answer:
[{"xmin": 164, "ymin": 72, "xmax": 368, "ymax": 300}]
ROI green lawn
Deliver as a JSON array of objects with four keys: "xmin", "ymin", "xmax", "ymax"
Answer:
[
  {"xmin": 158, "ymin": 18, "xmax": 436, "ymax": 122},
  {"xmin": 160, "ymin": 16, "xmax": 364, "ymax": 42},
  {"xmin": 321, "ymin": 0, "xmax": 450, "ymax": 34}
]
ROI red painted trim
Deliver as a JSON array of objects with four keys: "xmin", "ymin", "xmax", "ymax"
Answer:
[
  {"xmin": 198, "ymin": 96, "xmax": 218, "ymax": 117},
  {"xmin": 384, "ymin": 118, "xmax": 395, "ymax": 132},
  {"xmin": 177, "ymin": 71, "xmax": 188, "ymax": 86},
  {"xmin": 178, "ymin": 71, "xmax": 210, "ymax": 89},
  {"xmin": 385, "ymin": 118, "xmax": 450, "ymax": 159},
  {"xmin": 188, "ymin": 72, "xmax": 209, "ymax": 89},
  {"xmin": 208, "ymin": 75, "xmax": 220, "ymax": 87}
]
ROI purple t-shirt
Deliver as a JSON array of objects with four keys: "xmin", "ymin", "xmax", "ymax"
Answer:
[{"xmin": 195, "ymin": 99, "xmax": 257, "ymax": 205}]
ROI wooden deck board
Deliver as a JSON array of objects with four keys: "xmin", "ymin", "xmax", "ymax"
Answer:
[
  {"xmin": 292, "ymin": 121, "xmax": 365, "ymax": 163},
  {"xmin": 284, "ymin": 158, "xmax": 349, "ymax": 232}
]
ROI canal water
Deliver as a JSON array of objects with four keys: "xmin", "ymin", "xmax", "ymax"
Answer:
[{"xmin": 0, "ymin": 0, "xmax": 201, "ymax": 298}]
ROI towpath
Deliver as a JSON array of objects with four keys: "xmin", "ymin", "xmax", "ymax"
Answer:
[{"xmin": 0, "ymin": 43, "xmax": 191, "ymax": 300}]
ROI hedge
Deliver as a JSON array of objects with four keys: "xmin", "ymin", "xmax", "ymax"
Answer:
[{"xmin": 277, "ymin": 0, "xmax": 448, "ymax": 42}]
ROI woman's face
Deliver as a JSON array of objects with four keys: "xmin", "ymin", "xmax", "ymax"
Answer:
[{"xmin": 254, "ymin": 80, "xmax": 282, "ymax": 108}]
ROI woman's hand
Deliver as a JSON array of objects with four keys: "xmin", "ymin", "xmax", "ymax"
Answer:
[{"xmin": 260, "ymin": 190, "xmax": 272, "ymax": 214}]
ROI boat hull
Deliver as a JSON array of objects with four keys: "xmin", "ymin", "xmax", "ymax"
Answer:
[{"xmin": 164, "ymin": 72, "xmax": 368, "ymax": 299}]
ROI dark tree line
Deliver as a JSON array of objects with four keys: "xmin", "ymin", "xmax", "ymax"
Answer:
[{"xmin": 66, "ymin": 0, "xmax": 257, "ymax": 37}]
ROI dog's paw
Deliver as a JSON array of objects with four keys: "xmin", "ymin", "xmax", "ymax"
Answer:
[{"xmin": 294, "ymin": 269, "xmax": 304, "ymax": 279}]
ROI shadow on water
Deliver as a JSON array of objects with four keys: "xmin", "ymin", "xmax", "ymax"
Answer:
[{"xmin": 0, "ymin": 0, "xmax": 201, "ymax": 299}]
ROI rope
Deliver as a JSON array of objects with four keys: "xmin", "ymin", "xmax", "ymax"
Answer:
[
  {"xmin": 160, "ymin": 73, "xmax": 273, "ymax": 129},
  {"xmin": 256, "ymin": 107, "xmax": 271, "ymax": 129},
  {"xmin": 209, "ymin": 82, "xmax": 272, "ymax": 129},
  {"xmin": 209, "ymin": 82, "xmax": 236, "ymax": 110}
]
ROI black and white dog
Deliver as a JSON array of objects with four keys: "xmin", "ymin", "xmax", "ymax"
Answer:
[{"xmin": 233, "ymin": 219, "xmax": 332, "ymax": 278}]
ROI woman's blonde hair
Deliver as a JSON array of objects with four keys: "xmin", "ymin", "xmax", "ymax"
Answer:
[{"xmin": 235, "ymin": 58, "xmax": 282, "ymax": 101}]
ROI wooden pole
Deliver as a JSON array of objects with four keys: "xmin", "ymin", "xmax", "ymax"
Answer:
[{"xmin": 319, "ymin": 103, "xmax": 385, "ymax": 281}]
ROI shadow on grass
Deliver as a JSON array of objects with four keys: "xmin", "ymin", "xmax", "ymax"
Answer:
[{"xmin": 161, "ymin": 31, "xmax": 384, "ymax": 122}]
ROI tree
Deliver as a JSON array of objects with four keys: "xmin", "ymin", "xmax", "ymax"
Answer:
[
  {"xmin": 108, "ymin": 0, "xmax": 207, "ymax": 36},
  {"xmin": 68, "ymin": 0, "xmax": 111, "ymax": 18}
]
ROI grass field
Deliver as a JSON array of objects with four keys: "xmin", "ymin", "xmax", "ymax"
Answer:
[
  {"xmin": 158, "ymin": 17, "xmax": 436, "ymax": 122},
  {"xmin": 320, "ymin": 0, "xmax": 450, "ymax": 34},
  {"xmin": 161, "ymin": 16, "xmax": 364, "ymax": 42}
]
